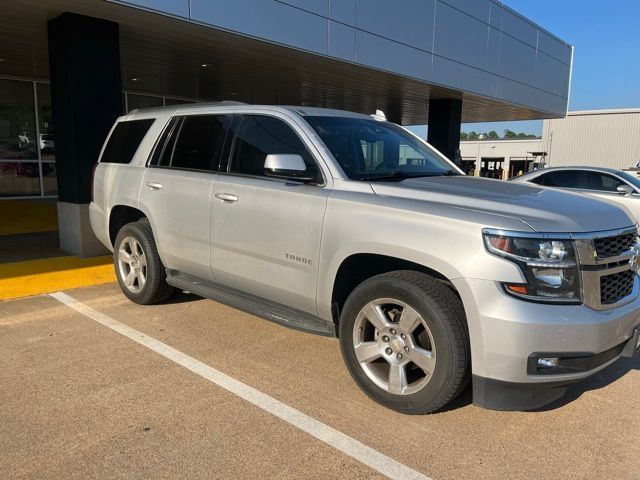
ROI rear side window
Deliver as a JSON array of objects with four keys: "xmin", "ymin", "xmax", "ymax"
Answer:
[
  {"xmin": 101, "ymin": 119, "xmax": 154, "ymax": 164},
  {"xmin": 533, "ymin": 170, "xmax": 581, "ymax": 188},
  {"xmin": 152, "ymin": 115, "xmax": 231, "ymax": 171}
]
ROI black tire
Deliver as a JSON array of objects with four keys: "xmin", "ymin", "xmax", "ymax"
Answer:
[
  {"xmin": 338, "ymin": 270, "xmax": 470, "ymax": 414},
  {"xmin": 113, "ymin": 219, "xmax": 174, "ymax": 305}
]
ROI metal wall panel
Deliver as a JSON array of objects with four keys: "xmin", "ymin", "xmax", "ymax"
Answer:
[
  {"xmin": 431, "ymin": 56, "xmax": 496, "ymax": 99},
  {"xmin": 329, "ymin": 0, "xmax": 355, "ymax": 25},
  {"xmin": 543, "ymin": 112, "xmax": 640, "ymax": 170},
  {"xmin": 328, "ymin": 20, "xmax": 355, "ymax": 62},
  {"xmin": 538, "ymin": 31, "xmax": 571, "ymax": 64},
  {"xmin": 355, "ymin": 0, "xmax": 435, "ymax": 52},
  {"xmin": 498, "ymin": 34, "xmax": 536, "ymax": 87},
  {"xmin": 114, "ymin": 0, "xmax": 573, "ymax": 117},
  {"xmin": 441, "ymin": 0, "xmax": 490, "ymax": 23},
  {"xmin": 433, "ymin": 3, "xmax": 491, "ymax": 72},
  {"xmin": 500, "ymin": 7, "xmax": 538, "ymax": 48},
  {"xmin": 534, "ymin": 52, "xmax": 570, "ymax": 97},
  {"xmin": 355, "ymin": 30, "xmax": 430, "ymax": 81},
  {"xmin": 190, "ymin": 0, "xmax": 328, "ymax": 55},
  {"xmin": 489, "ymin": 1, "xmax": 503, "ymax": 29},
  {"xmin": 278, "ymin": 0, "xmax": 328, "ymax": 17}
]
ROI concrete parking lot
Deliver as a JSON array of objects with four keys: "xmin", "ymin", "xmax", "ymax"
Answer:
[{"xmin": 1, "ymin": 283, "xmax": 639, "ymax": 480}]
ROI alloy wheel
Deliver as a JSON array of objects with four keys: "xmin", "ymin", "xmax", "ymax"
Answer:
[
  {"xmin": 352, "ymin": 298, "xmax": 436, "ymax": 395},
  {"xmin": 117, "ymin": 236, "xmax": 147, "ymax": 293}
]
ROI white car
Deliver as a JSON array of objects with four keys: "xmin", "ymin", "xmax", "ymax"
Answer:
[
  {"xmin": 511, "ymin": 166, "xmax": 640, "ymax": 223},
  {"xmin": 39, "ymin": 133, "xmax": 55, "ymax": 152}
]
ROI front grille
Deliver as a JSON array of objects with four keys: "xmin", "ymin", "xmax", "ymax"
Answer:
[
  {"xmin": 594, "ymin": 232, "xmax": 636, "ymax": 258},
  {"xmin": 600, "ymin": 270, "xmax": 635, "ymax": 305}
]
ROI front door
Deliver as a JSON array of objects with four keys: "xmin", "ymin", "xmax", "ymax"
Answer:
[{"xmin": 210, "ymin": 114, "xmax": 329, "ymax": 314}]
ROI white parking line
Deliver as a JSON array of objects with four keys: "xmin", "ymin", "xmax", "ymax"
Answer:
[{"xmin": 50, "ymin": 291, "xmax": 432, "ymax": 480}]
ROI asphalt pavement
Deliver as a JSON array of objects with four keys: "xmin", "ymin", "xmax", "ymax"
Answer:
[{"xmin": 1, "ymin": 283, "xmax": 639, "ymax": 480}]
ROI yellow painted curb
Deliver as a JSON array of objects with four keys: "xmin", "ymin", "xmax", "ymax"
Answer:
[
  {"xmin": 0, "ymin": 256, "xmax": 115, "ymax": 301},
  {"xmin": 0, "ymin": 200, "xmax": 58, "ymax": 235}
]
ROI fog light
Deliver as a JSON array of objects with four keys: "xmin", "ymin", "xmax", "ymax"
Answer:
[{"xmin": 537, "ymin": 357, "xmax": 560, "ymax": 368}]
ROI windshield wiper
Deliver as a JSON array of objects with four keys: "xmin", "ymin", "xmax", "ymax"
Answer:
[{"xmin": 360, "ymin": 170, "xmax": 460, "ymax": 181}]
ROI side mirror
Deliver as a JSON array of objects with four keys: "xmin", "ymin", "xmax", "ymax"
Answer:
[
  {"xmin": 264, "ymin": 154, "xmax": 316, "ymax": 182},
  {"xmin": 617, "ymin": 184, "xmax": 634, "ymax": 196}
]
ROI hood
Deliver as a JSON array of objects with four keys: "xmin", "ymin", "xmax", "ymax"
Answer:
[{"xmin": 370, "ymin": 176, "xmax": 634, "ymax": 233}]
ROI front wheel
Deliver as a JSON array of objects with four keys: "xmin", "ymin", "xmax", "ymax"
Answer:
[
  {"xmin": 339, "ymin": 271, "xmax": 470, "ymax": 414},
  {"xmin": 114, "ymin": 219, "xmax": 174, "ymax": 305}
]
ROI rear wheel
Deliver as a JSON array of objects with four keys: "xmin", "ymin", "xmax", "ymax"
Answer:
[
  {"xmin": 339, "ymin": 270, "xmax": 470, "ymax": 414},
  {"xmin": 114, "ymin": 219, "xmax": 174, "ymax": 305}
]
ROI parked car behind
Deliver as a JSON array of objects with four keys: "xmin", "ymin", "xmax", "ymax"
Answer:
[{"xmin": 511, "ymin": 166, "xmax": 640, "ymax": 223}]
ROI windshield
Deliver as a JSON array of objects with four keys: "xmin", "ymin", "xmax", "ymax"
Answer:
[{"xmin": 306, "ymin": 116, "xmax": 460, "ymax": 181}]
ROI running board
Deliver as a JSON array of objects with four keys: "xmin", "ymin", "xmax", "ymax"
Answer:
[{"xmin": 166, "ymin": 272, "xmax": 336, "ymax": 337}]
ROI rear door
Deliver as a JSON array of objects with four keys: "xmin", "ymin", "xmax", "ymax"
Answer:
[
  {"xmin": 139, "ymin": 114, "xmax": 232, "ymax": 281},
  {"xmin": 209, "ymin": 114, "xmax": 330, "ymax": 314}
]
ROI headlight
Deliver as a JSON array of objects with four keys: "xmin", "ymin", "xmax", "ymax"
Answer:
[{"xmin": 483, "ymin": 231, "xmax": 581, "ymax": 304}]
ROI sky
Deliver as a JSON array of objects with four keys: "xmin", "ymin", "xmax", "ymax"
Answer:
[{"xmin": 409, "ymin": 0, "xmax": 640, "ymax": 138}]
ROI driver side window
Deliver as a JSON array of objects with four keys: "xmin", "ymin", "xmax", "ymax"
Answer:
[
  {"xmin": 583, "ymin": 172, "xmax": 624, "ymax": 192},
  {"xmin": 229, "ymin": 115, "xmax": 320, "ymax": 182}
]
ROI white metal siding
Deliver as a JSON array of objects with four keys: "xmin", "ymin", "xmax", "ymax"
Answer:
[{"xmin": 543, "ymin": 110, "xmax": 640, "ymax": 169}]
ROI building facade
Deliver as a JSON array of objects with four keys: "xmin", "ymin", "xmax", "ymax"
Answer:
[
  {"xmin": 543, "ymin": 109, "xmax": 640, "ymax": 170},
  {"xmin": 460, "ymin": 138, "xmax": 544, "ymax": 179},
  {"xmin": 460, "ymin": 109, "xmax": 640, "ymax": 179}
]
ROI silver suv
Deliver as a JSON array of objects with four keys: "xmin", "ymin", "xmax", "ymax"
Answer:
[{"xmin": 90, "ymin": 103, "xmax": 640, "ymax": 413}]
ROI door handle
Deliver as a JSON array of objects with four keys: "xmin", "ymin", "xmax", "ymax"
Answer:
[
  {"xmin": 146, "ymin": 182, "xmax": 163, "ymax": 190},
  {"xmin": 215, "ymin": 193, "xmax": 238, "ymax": 203}
]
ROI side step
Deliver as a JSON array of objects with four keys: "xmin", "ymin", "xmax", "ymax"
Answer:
[{"xmin": 166, "ymin": 271, "xmax": 336, "ymax": 337}]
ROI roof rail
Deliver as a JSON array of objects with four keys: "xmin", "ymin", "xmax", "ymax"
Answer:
[{"xmin": 128, "ymin": 100, "xmax": 248, "ymax": 114}]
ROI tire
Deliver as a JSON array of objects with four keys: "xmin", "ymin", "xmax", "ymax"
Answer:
[
  {"xmin": 113, "ymin": 219, "xmax": 174, "ymax": 305},
  {"xmin": 338, "ymin": 270, "xmax": 470, "ymax": 414}
]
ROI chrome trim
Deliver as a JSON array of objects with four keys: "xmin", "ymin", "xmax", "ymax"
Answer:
[
  {"xmin": 482, "ymin": 228, "xmax": 572, "ymax": 240},
  {"xmin": 482, "ymin": 226, "xmax": 637, "ymax": 241}
]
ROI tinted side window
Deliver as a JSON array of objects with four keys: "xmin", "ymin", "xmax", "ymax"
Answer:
[
  {"xmin": 101, "ymin": 119, "xmax": 154, "ymax": 164},
  {"xmin": 170, "ymin": 115, "xmax": 231, "ymax": 171},
  {"xmin": 229, "ymin": 115, "xmax": 319, "ymax": 180},
  {"xmin": 149, "ymin": 118, "xmax": 180, "ymax": 167},
  {"xmin": 584, "ymin": 172, "xmax": 624, "ymax": 192},
  {"xmin": 537, "ymin": 171, "xmax": 581, "ymax": 188}
]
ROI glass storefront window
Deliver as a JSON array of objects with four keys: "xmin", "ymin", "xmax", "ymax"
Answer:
[
  {"xmin": 127, "ymin": 93, "xmax": 163, "ymax": 112},
  {"xmin": 37, "ymin": 83, "xmax": 55, "ymax": 162},
  {"xmin": 0, "ymin": 161, "xmax": 41, "ymax": 197},
  {"xmin": 42, "ymin": 162, "xmax": 57, "ymax": 195},
  {"xmin": 0, "ymin": 78, "xmax": 37, "ymax": 160}
]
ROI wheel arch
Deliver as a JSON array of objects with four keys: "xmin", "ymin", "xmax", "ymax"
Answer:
[
  {"xmin": 329, "ymin": 252, "xmax": 464, "ymax": 327},
  {"xmin": 108, "ymin": 204, "xmax": 148, "ymax": 248}
]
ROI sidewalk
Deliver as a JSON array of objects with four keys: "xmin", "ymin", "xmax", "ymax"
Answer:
[{"xmin": 0, "ymin": 200, "xmax": 115, "ymax": 300}]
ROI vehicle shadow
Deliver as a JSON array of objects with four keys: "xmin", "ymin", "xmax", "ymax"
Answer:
[{"xmin": 162, "ymin": 290, "xmax": 202, "ymax": 305}]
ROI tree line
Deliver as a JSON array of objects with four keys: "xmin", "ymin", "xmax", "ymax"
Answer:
[{"xmin": 460, "ymin": 129, "xmax": 539, "ymax": 140}]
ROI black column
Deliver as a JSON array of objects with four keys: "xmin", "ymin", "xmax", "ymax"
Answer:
[
  {"xmin": 48, "ymin": 12, "xmax": 122, "ymax": 204},
  {"xmin": 47, "ymin": 13, "xmax": 122, "ymax": 256},
  {"xmin": 427, "ymin": 98, "xmax": 462, "ymax": 162}
]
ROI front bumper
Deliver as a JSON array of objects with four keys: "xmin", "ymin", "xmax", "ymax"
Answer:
[{"xmin": 453, "ymin": 277, "xmax": 640, "ymax": 410}]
